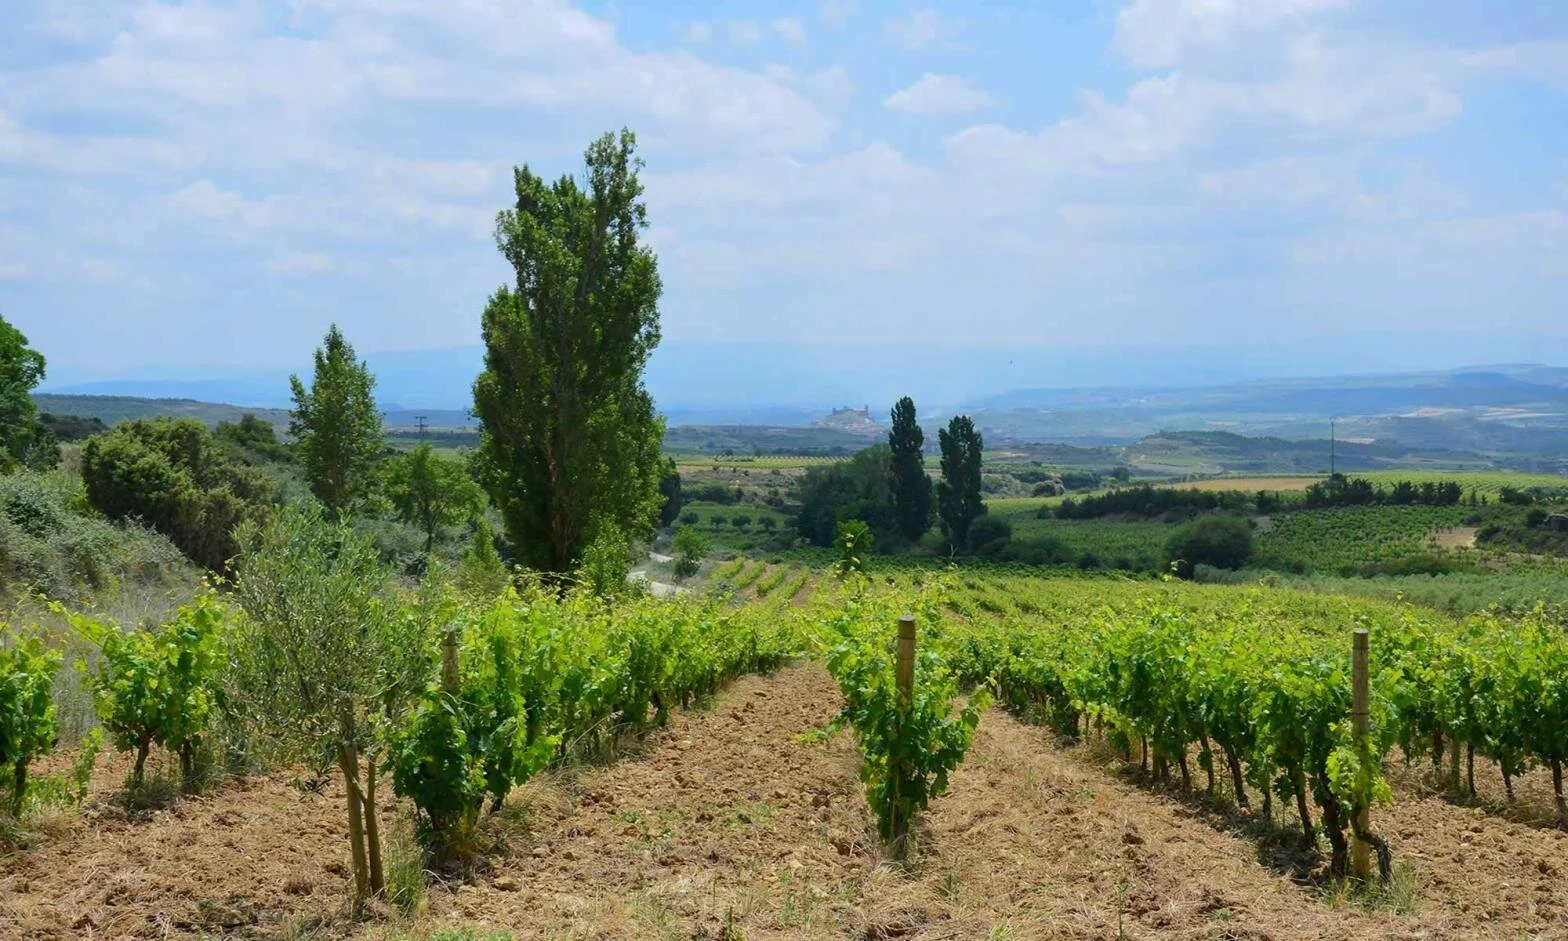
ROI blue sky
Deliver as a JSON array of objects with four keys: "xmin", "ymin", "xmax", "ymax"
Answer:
[{"xmin": 1, "ymin": 0, "xmax": 1566, "ymax": 389}]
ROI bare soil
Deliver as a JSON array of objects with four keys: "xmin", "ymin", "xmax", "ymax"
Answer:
[{"xmin": 5, "ymin": 663, "xmax": 1567, "ymax": 939}]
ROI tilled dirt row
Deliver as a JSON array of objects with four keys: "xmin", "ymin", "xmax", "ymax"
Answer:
[{"xmin": 4, "ymin": 662, "xmax": 1567, "ymax": 939}]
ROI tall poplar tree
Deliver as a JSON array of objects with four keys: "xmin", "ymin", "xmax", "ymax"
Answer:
[
  {"xmin": 472, "ymin": 129, "xmax": 664, "ymax": 574},
  {"xmin": 937, "ymin": 415, "xmax": 985, "ymax": 552},
  {"xmin": 888, "ymin": 396, "xmax": 932, "ymax": 542},
  {"xmin": 289, "ymin": 324, "xmax": 383, "ymax": 518}
]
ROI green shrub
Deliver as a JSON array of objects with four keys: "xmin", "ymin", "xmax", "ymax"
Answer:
[
  {"xmin": 1166, "ymin": 513, "xmax": 1254, "ymax": 578},
  {"xmin": 0, "ymin": 633, "xmax": 60, "ymax": 817},
  {"xmin": 80, "ymin": 418, "xmax": 275, "ymax": 571},
  {"xmin": 69, "ymin": 593, "xmax": 225, "ymax": 792}
]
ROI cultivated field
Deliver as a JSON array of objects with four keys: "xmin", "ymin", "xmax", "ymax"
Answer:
[
  {"xmin": 6, "ymin": 572, "xmax": 1568, "ymax": 940},
  {"xmin": 1155, "ymin": 471, "xmax": 1568, "ymax": 495}
]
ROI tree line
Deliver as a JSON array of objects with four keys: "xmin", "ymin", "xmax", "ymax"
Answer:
[
  {"xmin": 1304, "ymin": 475, "xmax": 1467, "ymax": 509},
  {"xmin": 793, "ymin": 398, "xmax": 992, "ymax": 556}
]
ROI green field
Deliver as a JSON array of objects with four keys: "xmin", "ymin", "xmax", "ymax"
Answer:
[
  {"xmin": 671, "ymin": 454, "xmax": 844, "ymax": 469},
  {"xmin": 1252, "ymin": 505, "xmax": 1472, "ymax": 576},
  {"xmin": 674, "ymin": 500, "xmax": 793, "ymax": 551},
  {"xmin": 1154, "ymin": 470, "xmax": 1568, "ymax": 497}
]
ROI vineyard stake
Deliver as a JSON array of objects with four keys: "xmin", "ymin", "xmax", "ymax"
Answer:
[
  {"xmin": 896, "ymin": 614, "xmax": 916, "ymax": 707},
  {"xmin": 1351, "ymin": 627, "xmax": 1372, "ymax": 882},
  {"xmin": 894, "ymin": 614, "xmax": 916, "ymax": 856}
]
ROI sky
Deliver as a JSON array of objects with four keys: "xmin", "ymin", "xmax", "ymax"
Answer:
[{"xmin": 2, "ymin": 0, "xmax": 1567, "ymax": 394}]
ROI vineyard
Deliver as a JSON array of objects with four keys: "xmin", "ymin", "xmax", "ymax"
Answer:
[
  {"xmin": 4, "ymin": 561, "xmax": 1568, "ymax": 938},
  {"xmin": 1253, "ymin": 505, "xmax": 1473, "ymax": 575}
]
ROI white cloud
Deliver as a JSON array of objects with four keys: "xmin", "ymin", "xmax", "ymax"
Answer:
[
  {"xmin": 683, "ymin": 21, "xmax": 713, "ymax": 43},
  {"xmin": 883, "ymin": 9, "xmax": 967, "ymax": 52},
  {"xmin": 266, "ymin": 250, "xmax": 341, "ymax": 276},
  {"xmin": 0, "ymin": 262, "xmax": 25, "ymax": 279},
  {"xmin": 171, "ymin": 180, "xmax": 276, "ymax": 230},
  {"xmin": 726, "ymin": 19, "xmax": 764, "ymax": 44},
  {"xmin": 1198, "ymin": 154, "xmax": 1466, "ymax": 223},
  {"xmin": 821, "ymin": 0, "xmax": 859, "ymax": 29},
  {"xmin": 885, "ymin": 73, "xmax": 995, "ymax": 116},
  {"xmin": 772, "ymin": 17, "xmax": 807, "ymax": 45},
  {"xmin": 1291, "ymin": 210, "xmax": 1568, "ymax": 269},
  {"xmin": 1114, "ymin": 0, "xmax": 1350, "ymax": 70}
]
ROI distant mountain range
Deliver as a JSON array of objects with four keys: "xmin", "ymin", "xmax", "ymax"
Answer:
[
  {"xmin": 54, "ymin": 338, "xmax": 1561, "ymax": 420},
  {"xmin": 34, "ymin": 350, "xmax": 1568, "ymax": 461}
]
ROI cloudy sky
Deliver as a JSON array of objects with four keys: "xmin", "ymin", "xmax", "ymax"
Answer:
[{"xmin": 2, "ymin": 0, "xmax": 1566, "ymax": 388}]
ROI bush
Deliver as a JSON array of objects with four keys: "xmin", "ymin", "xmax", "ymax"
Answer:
[
  {"xmin": 965, "ymin": 515, "xmax": 1012, "ymax": 556},
  {"xmin": 672, "ymin": 528, "xmax": 708, "ymax": 582},
  {"xmin": 69, "ymin": 593, "xmax": 225, "ymax": 792},
  {"xmin": 81, "ymin": 418, "xmax": 274, "ymax": 571},
  {"xmin": 1166, "ymin": 513, "xmax": 1254, "ymax": 578},
  {"xmin": 0, "ymin": 471, "xmax": 190, "ymax": 601},
  {"xmin": 0, "ymin": 634, "xmax": 60, "ymax": 818}
]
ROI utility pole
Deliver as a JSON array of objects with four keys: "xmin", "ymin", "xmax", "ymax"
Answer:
[
  {"xmin": 1330, "ymin": 417, "xmax": 1336, "ymax": 477},
  {"xmin": 415, "ymin": 415, "xmax": 428, "ymax": 441}
]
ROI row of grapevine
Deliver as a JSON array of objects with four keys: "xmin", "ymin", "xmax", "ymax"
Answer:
[
  {"xmin": 816, "ymin": 581, "xmax": 987, "ymax": 857},
  {"xmin": 920, "ymin": 574, "xmax": 1568, "ymax": 877},
  {"xmin": 388, "ymin": 583, "xmax": 802, "ymax": 861}
]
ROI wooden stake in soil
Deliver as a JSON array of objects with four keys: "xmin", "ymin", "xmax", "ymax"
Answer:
[
  {"xmin": 896, "ymin": 614, "xmax": 916, "ymax": 707},
  {"xmin": 1351, "ymin": 627, "xmax": 1372, "ymax": 882},
  {"xmin": 892, "ymin": 614, "xmax": 917, "ymax": 857}
]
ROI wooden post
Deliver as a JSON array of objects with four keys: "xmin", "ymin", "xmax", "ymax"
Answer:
[
  {"xmin": 893, "ymin": 614, "xmax": 916, "ymax": 857},
  {"xmin": 1351, "ymin": 627, "xmax": 1372, "ymax": 882},
  {"xmin": 441, "ymin": 625, "xmax": 461, "ymax": 697},
  {"xmin": 896, "ymin": 615, "xmax": 916, "ymax": 707}
]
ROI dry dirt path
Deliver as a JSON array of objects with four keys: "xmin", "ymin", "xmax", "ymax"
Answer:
[{"xmin": 4, "ymin": 662, "xmax": 1567, "ymax": 939}]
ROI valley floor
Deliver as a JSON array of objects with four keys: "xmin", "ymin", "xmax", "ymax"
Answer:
[{"xmin": 5, "ymin": 663, "xmax": 1567, "ymax": 939}]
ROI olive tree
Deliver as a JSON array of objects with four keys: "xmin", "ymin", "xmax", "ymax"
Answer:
[{"xmin": 227, "ymin": 504, "xmax": 394, "ymax": 906}]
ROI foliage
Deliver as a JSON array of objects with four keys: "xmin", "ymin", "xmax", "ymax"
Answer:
[
  {"xmin": 384, "ymin": 444, "xmax": 484, "ymax": 553},
  {"xmin": 888, "ymin": 397, "xmax": 933, "ymax": 543},
  {"xmin": 1166, "ymin": 513, "xmax": 1255, "ymax": 577},
  {"xmin": 69, "ymin": 594, "xmax": 224, "ymax": 791},
  {"xmin": 965, "ymin": 515, "xmax": 1012, "ymax": 558},
  {"xmin": 1253, "ymin": 506, "xmax": 1467, "ymax": 576},
  {"xmin": 672, "ymin": 527, "xmax": 708, "ymax": 580},
  {"xmin": 390, "ymin": 583, "xmax": 798, "ymax": 863},
  {"xmin": 227, "ymin": 503, "xmax": 394, "ymax": 904},
  {"xmin": 21, "ymin": 727, "xmax": 102, "ymax": 814},
  {"xmin": 794, "ymin": 445, "xmax": 897, "ymax": 548},
  {"xmin": 38, "ymin": 413, "xmax": 107, "ymax": 444},
  {"xmin": 821, "ymin": 585, "xmax": 988, "ymax": 855},
  {"xmin": 0, "ymin": 313, "xmax": 54, "ymax": 472},
  {"xmin": 0, "ymin": 470, "xmax": 189, "ymax": 600},
  {"xmin": 457, "ymin": 518, "xmax": 511, "ymax": 602},
  {"xmin": 0, "ymin": 632, "xmax": 60, "ymax": 817},
  {"xmin": 1305, "ymin": 474, "xmax": 1463, "ymax": 509},
  {"xmin": 658, "ymin": 460, "xmax": 683, "ymax": 527},
  {"xmin": 215, "ymin": 414, "xmax": 293, "ymax": 465},
  {"xmin": 576, "ymin": 524, "xmax": 631, "ymax": 598},
  {"xmin": 937, "ymin": 416, "xmax": 985, "ymax": 553},
  {"xmin": 474, "ymin": 130, "xmax": 665, "ymax": 575},
  {"xmin": 834, "ymin": 520, "xmax": 873, "ymax": 577},
  {"xmin": 80, "ymin": 417, "xmax": 275, "ymax": 570},
  {"xmin": 289, "ymin": 324, "xmax": 384, "ymax": 518},
  {"xmin": 1057, "ymin": 484, "xmax": 1253, "ymax": 520}
]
